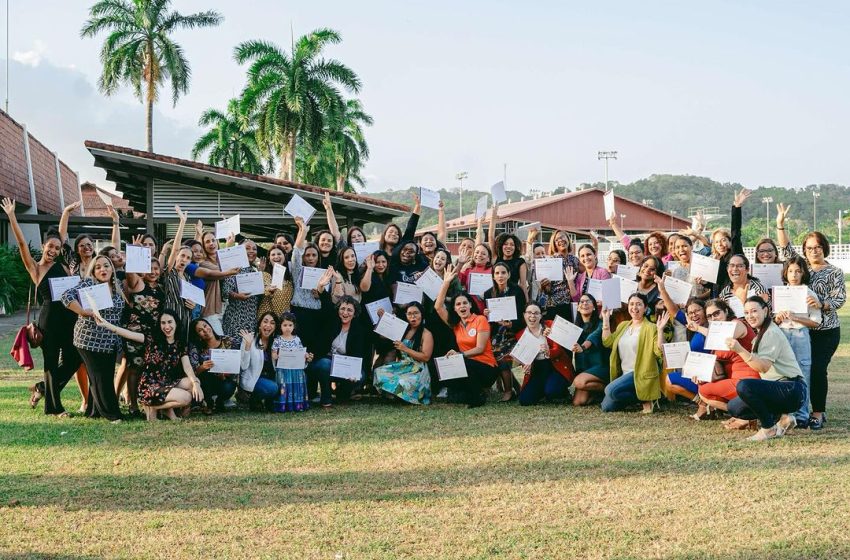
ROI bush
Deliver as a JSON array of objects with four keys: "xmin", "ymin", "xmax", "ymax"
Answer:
[{"xmin": 0, "ymin": 244, "xmax": 38, "ymax": 314}]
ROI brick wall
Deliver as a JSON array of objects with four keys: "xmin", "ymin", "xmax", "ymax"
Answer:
[{"xmin": 0, "ymin": 111, "xmax": 32, "ymax": 208}]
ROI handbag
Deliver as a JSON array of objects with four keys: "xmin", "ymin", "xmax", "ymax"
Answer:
[{"xmin": 25, "ymin": 284, "xmax": 43, "ymax": 349}]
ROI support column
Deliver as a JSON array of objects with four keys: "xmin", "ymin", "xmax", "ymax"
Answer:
[
  {"xmin": 145, "ymin": 177, "xmax": 154, "ymax": 233},
  {"xmin": 53, "ymin": 152, "xmax": 65, "ymax": 209},
  {"xmin": 21, "ymin": 125, "xmax": 37, "ymax": 214}
]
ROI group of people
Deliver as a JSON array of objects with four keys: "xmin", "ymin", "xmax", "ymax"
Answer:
[{"xmin": 3, "ymin": 186, "xmax": 843, "ymax": 442}]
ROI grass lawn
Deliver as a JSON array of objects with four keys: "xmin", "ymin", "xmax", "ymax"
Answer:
[{"xmin": 1, "ymin": 310, "xmax": 850, "ymax": 559}]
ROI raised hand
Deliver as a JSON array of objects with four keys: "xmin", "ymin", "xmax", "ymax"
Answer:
[
  {"xmin": 322, "ymin": 192, "xmax": 332, "ymax": 210},
  {"xmin": 443, "ymin": 263, "xmax": 457, "ymax": 283},
  {"xmin": 733, "ymin": 188, "xmax": 752, "ymax": 208},
  {"xmin": 175, "ymin": 205, "xmax": 188, "ymax": 222},
  {"xmin": 656, "ymin": 310, "xmax": 670, "ymax": 330},
  {"xmin": 195, "ymin": 220, "xmax": 204, "ymax": 237},
  {"xmin": 107, "ymin": 204, "xmax": 119, "ymax": 222},
  {"xmin": 365, "ymin": 254, "xmax": 375, "ymax": 270},
  {"xmin": 63, "ymin": 200, "xmax": 82, "ymax": 215},
  {"xmin": 1, "ymin": 197, "xmax": 14, "ymax": 215},
  {"xmin": 776, "ymin": 203, "xmax": 791, "ymax": 227},
  {"xmin": 564, "ymin": 266, "xmax": 577, "ymax": 283},
  {"xmin": 131, "ymin": 234, "xmax": 144, "ymax": 246},
  {"xmin": 239, "ymin": 329, "xmax": 255, "ymax": 348}
]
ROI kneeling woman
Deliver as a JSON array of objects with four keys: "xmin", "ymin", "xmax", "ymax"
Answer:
[
  {"xmin": 188, "ymin": 319, "xmax": 240, "ymax": 412},
  {"xmin": 93, "ymin": 308, "xmax": 203, "ymax": 421},
  {"xmin": 571, "ymin": 294, "xmax": 610, "ymax": 406},
  {"xmin": 516, "ymin": 302, "xmax": 573, "ymax": 405},
  {"xmin": 373, "ymin": 302, "xmax": 434, "ymax": 404},
  {"xmin": 601, "ymin": 293, "xmax": 663, "ymax": 413},
  {"xmin": 725, "ymin": 297, "xmax": 806, "ymax": 441}
]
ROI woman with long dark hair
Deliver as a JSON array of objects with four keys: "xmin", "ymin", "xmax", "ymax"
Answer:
[
  {"xmin": 188, "ymin": 318, "xmax": 240, "ymax": 413},
  {"xmin": 483, "ymin": 262, "xmax": 527, "ymax": 402},
  {"xmin": 571, "ymin": 294, "xmax": 610, "ymax": 406},
  {"xmin": 516, "ymin": 302, "xmax": 573, "ymax": 405},
  {"xmin": 238, "ymin": 312, "xmax": 281, "ymax": 411},
  {"xmin": 373, "ymin": 302, "xmax": 434, "ymax": 404}
]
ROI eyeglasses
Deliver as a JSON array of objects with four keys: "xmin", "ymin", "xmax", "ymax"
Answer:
[
  {"xmin": 805, "ymin": 245, "xmax": 823, "ymax": 252},
  {"xmin": 578, "ymin": 299, "xmax": 594, "ymax": 305},
  {"xmin": 707, "ymin": 310, "xmax": 724, "ymax": 319}
]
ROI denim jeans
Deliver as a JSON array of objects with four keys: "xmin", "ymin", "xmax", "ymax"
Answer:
[
  {"xmin": 782, "ymin": 327, "xmax": 811, "ymax": 423},
  {"xmin": 198, "ymin": 372, "xmax": 237, "ymax": 408},
  {"xmin": 251, "ymin": 377, "xmax": 278, "ymax": 410},
  {"xmin": 307, "ymin": 357, "xmax": 360, "ymax": 405},
  {"xmin": 601, "ymin": 372, "xmax": 638, "ymax": 412},
  {"xmin": 727, "ymin": 378, "xmax": 805, "ymax": 428},
  {"xmin": 518, "ymin": 360, "xmax": 569, "ymax": 406}
]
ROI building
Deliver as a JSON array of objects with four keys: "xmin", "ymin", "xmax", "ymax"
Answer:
[{"xmin": 80, "ymin": 181, "xmax": 139, "ymax": 218}]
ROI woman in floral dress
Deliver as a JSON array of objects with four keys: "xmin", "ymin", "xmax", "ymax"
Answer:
[
  {"xmin": 222, "ymin": 239, "xmax": 262, "ymax": 337},
  {"xmin": 373, "ymin": 302, "xmax": 434, "ymax": 405}
]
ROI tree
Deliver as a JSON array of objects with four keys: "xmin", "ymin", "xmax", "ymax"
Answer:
[
  {"xmin": 326, "ymin": 98, "xmax": 372, "ymax": 191},
  {"xmin": 234, "ymin": 29, "xmax": 361, "ymax": 181},
  {"xmin": 81, "ymin": 0, "xmax": 222, "ymax": 152},
  {"xmin": 191, "ymin": 99, "xmax": 267, "ymax": 175}
]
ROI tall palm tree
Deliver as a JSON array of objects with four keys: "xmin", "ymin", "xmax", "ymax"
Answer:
[
  {"xmin": 326, "ymin": 99, "xmax": 372, "ymax": 191},
  {"xmin": 81, "ymin": 0, "xmax": 223, "ymax": 152},
  {"xmin": 191, "ymin": 99, "xmax": 267, "ymax": 175},
  {"xmin": 234, "ymin": 29, "xmax": 361, "ymax": 181}
]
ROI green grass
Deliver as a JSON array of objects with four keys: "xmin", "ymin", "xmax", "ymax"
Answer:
[{"xmin": 1, "ymin": 310, "xmax": 850, "ymax": 559}]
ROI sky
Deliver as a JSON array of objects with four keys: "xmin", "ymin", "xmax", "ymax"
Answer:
[{"xmin": 2, "ymin": 0, "xmax": 850, "ymax": 195}]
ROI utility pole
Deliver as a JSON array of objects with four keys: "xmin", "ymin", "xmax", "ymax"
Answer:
[
  {"xmin": 597, "ymin": 151, "xmax": 618, "ymax": 191},
  {"xmin": 813, "ymin": 191, "xmax": 820, "ymax": 230},
  {"xmin": 455, "ymin": 171, "xmax": 468, "ymax": 219},
  {"xmin": 762, "ymin": 197, "xmax": 773, "ymax": 240}
]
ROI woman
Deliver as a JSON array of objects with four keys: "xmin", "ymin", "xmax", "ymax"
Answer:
[
  {"xmin": 669, "ymin": 235, "xmax": 711, "ymax": 300},
  {"xmin": 222, "ymin": 239, "xmax": 263, "ymax": 337},
  {"xmin": 777, "ymin": 203, "xmax": 843, "ymax": 430},
  {"xmin": 360, "ymin": 251, "xmax": 392, "ymax": 305},
  {"xmin": 516, "ymin": 303, "xmax": 572, "ymax": 405},
  {"xmin": 93, "ymin": 308, "xmax": 203, "ymax": 421},
  {"xmin": 483, "ymin": 262, "xmax": 527, "ymax": 402},
  {"xmin": 373, "ymin": 302, "xmax": 434, "ymax": 404},
  {"xmin": 458, "ymin": 243, "xmax": 493, "ymax": 314},
  {"xmin": 238, "ymin": 312, "xmax": 282, "ymax": 411},
  {"xmin": 389, "ymin": 239, "xmax": 429, "ymax": 286},
  {"xmin": 1, "ymin": 198, "xmax": 85, "ymax": 415},
  {"xmin": 331, "ymin": 246, "xmax": 362, "ymax": 303},
  {"xmin": 434, "ymin": 266, "xmax": 499, "ymax": 408},
  {"xmin": 600, "ymin": 293, "xmax": 663, "ymax": 413},
  {"xmin": 655, "ymin": 283, "xmax": 709, "ymax": 402},
  {"xmin": 642, "ymin": 231, "xmax": 670, "ymax": 263},
  {"xmin": 61, "ymin": 255, "xmax": 126, "ymax": 422},
  {"xmin": 258, "ymin": 245, "xmax": 294, "ymax": 317},
  {"xmin": 754, "ymin": 238, "xmax": 780, "ymax": 264},
  {"xmin": 418, "ymin": 231, "xmax": 441, "ymax": 264},
  {"xmin": 634, "ymin": 256, "xmax": 663, "ymax": 311},
  {"xmin": 718, "ymin": 254, "xmax": 769, "ymax": 316},
  {"xmin": 423, "ymin": 248, "xmax": 461, "ymax": 386},
  {"xmin": 571, "ymin": 294, "xmax": 610, "ymax": 406},
  {"xmin": 568, "ymin": 244, "xmax": 611, "ymax": 302},
  {"xmin": 626, "ymin": 239, "xmax": 645, "ymax": 268},
  {"xmin": 188, "ymin": 318, "xmax": 240, "ymax": 412},
  {"xmin": 606, "ymin": 249, "xmax": 627, "ymax": 276},
  {"xmin": 380, "ymin": 192, "xmax": 421, "ymax": 255},
  {"xmin": 725, "ymin": 297, "xmax": 806, "ymax": 441},
  {"xmin": 306, "ymin": 295, "xmax": 368, "ymax": 407},
  {"xmin": 710, "ymin": 189, "xmax": 748, "ymax": 295},
  {"xmin": 158, "ymin": 208, "xmax": 197, "ymax": 337},
  {"xmin": 141, "ymin": 233, "xmax": 159, "ymax": 259},
  {"xmin": 346, "ymin": 226, "xmax": 367, "ymax": 247},
  {"xmin": 487, "ymin": 205, "xmax": 528, "ymax": 297},
  {"xmin": 291, "ymin": 217, "xmax": 328, "ymax": 353}
]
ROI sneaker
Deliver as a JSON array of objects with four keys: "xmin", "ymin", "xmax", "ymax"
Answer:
[
  {"xmin": 747, "ymin": 427, "xmax": 779, "ymax": 442},
  {"xmin": 808, "ymin": 416, "xmax": 824, "ymax": 431},
  {"xmin": 310, "ymin": 396, "xmax": 321, "ymax": 404},
  {"xmin": 223, "ymin": 399, "xmax": 237, "ymax": 409},
  {"xmin": 776, "ymin": 414, "xmax": 797, "ymax": 437},
  {"xmin": 436, "ymin": 388, "xmax": 448, "ymax": 399}
]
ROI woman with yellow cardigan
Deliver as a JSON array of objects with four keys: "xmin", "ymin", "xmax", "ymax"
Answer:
[{"xmin": 601, "ymin": 292, "xmax": 664, "ymax": 413}]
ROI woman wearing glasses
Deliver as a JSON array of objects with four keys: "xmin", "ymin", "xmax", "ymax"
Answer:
[
  {"xmin": 571, "ymin": 294, "xmax": 610, "ymax": 406},
  {"xmin": 776, "ymin": 204, "xmax": 846, "ymax": 430},
  {"xmin": 515, "ymin": 303, "xmax": 573, "ymax": 405},
  {"xmin": 545, "ymin": 230, "xmax": 580, "ymax": 320},
  {"xmin": 753, "ymin": 239, "xmax": 781, "ymax": 264},
  {"xmin": 717, "ymin": 254, "xmax": 769, "ymax": 316}
]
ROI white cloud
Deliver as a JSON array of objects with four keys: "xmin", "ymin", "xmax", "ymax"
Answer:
[{"xmin": 12, "ymin": 40, "xmax": 48, "ymax": 67}]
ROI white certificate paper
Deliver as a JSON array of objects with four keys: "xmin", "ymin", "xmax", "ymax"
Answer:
[
  {"xmin": 300, "ymin": 267, "xmax": 326, "ymax": 290},
  {"xmin": 415, "ymin": 267, "xmax": 444, "ymax": 300},
  {"xmin": 486, "ymin": 296, "xmax": 517, "ymax": 322},
  {"xmin": 236, "ymin": 271, "xmax": 265, "ymax": 296},
  {"xmin": 727, "ymin": 297, "xmax": 745, "ymax": 318},
  {"xmin": 535, "ymin": 257, "xmax": 564, "ymax": 282},
  {"xmin": 79, "ymin": 283, "xmax": 113, "ymax": 311},
  {"xmin": 394, "ymin": 282, "xmax": 423, "ymax": 305},
  {"xmin": 435, "ymin": 354, "xmax": 468, "ymax": 380},
  {"xmin": 217, "ymin": 245, "xmax": 249, "ymax": 270},
  {"xmin": 662, "ymin": 342, "xmax": 690, "ymax": 369},
  {"xmin": 210, "ymin": 348, "xmax": 241, "ymax": 374},
  {"xmin": 615, "ymin": 263, "xmax": 639, "ymax": 280},
  {"xmin": 618, "ymin": 277, "xmax": 638, "ymax": 304},
  {"xmin": 365, "ymin": 298, "xmax": 394, "ymax": 325},
  {"xmin": 690, "ymin": 253, "xmax": 720, "ymax": 284},
  {"xmin": 515, "ymin": 221, "xmax": 541, "ymax": 238},
  {"xmin": 468, "ymin": 272, "xmax": 492, "ymax": 297},
  {"xmin": 180, "ymin": 279, "xmax": 206, "ymax": 307},
  {"xmin": 547, "ymin": 315, "xmax": 582, "ymax": 351},
  {"xmin": 277, "ymin": 348, "xmax": 306, "ymax": 370},
  {"xmin": 271, "ymin": 263, "xmax": 286, "ymax": 289},
  {"xmin": 374, "ymin": 312, "xmax": 408, "ymax": 342},
  {"xmin": 49, "ymin": 275, "xmax": 80, "ymax": 302},
  {"xmin": 772, "ymin": 285, "xmax": 808, "ymax": 314},
  {"xmin": 490, "ymin": 181, "xmax": 507, "ymax": 204},
  {"xmin": 284, "ymin": 193, "xmax": 317, "ymax": 224},
  {"xmin": 589, "ymin": 278, "xmax": 621, "ymax": 310},
  {"xmin": 511, "ymin": 330, "xmax": 544, "ymax": 366},
  {"xmin": 215, "ymin": 214, "xmax": 240, "ymax": 239},
  {"xmin": 682, "ymin": 351, "xmax": 717, "ymax": 382},
  {"xmin": 475, "ymin": 195, "xmax": 489, "ymax": 220},
  {"xmin": 603, "ymin": 190, "xmax": 615, "ymax": 220},
  {"xmin": 751, "ymin": 263, "xmax": 784, "ymax": 289},
  {"xmin": 125, "ymin": 245, "xmax": 151, "ymax": 273},
  {"xmin": 664, "ymin": 276, "xmax": 693, "ymax": 306},
  {"xmin": 704, "ymin": 320, "xmax": 738, "ymax": 351},
  {"xmin": 420, "ymin": 187, "xmax": 441, "ymax": 209},
  {"xmin": 330, "ymin": 354, "xmax": 363, "ymax": 381},
  {"xmin": 352, "ymin": 241, "xmax": 379, "ymax": 264}
]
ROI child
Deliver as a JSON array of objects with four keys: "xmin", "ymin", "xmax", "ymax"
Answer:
[{"xmin": 271, "ymin": 312, "xmax": 312, "ymax": 412}]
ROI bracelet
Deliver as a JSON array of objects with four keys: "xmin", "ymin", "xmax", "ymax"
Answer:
[{"xmin": 777, "ymin": 227, "xmax": 785, "ymax": 231}]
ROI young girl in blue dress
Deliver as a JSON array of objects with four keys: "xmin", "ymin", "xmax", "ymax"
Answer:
[{"xmin": 271, "ymin": 312, "xmax": 312, "ymax": 412}]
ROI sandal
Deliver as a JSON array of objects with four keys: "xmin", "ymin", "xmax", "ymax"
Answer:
[
  {"xmin": 723, "ymin": 418, "xmax": 757, "ymax": 430},
  {"xmin": 29, "ymin": 383, "xmax": 44, "ymax": 409},
  {"xmin": 691, "ymin": 399, "xmax": 713, "ymax": 420}
]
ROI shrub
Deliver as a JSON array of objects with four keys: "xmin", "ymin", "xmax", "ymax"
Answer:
[{"xmin": 0, "ymin": 244, "xmax": 39, "ymax": 314}]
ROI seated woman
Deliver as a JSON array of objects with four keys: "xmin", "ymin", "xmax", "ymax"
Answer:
[
  {"xmin": 239, "ymin": 312, "xmax": 283, "ymax": 411},
  {"xmin": 93, "ymin": 308, "xmax": 204, "ymax": 421},
  {"xmin": 725, "ymin": 297, "xmax": 806, "ymax": 441},
  {"xmin": 188, "ymin": 318, "xmax": 241, "ymax": 413},
  {"xmin": 483, "ymin": 262, "xmax": 527, "ymax": 402},
  {"xmin": 601, "ymin": 293, "xmax": 663, "ymax": 413},
  {"xmin": 571, "ymin": 294, "xmax": 610, "ymax": 406},
  {"xmin": 373, "ymin": 302, "xmax": 434, "ymax": 405},
  {"xmin": 657, "ymin": 291, "xmax": 709, "ymax": 403},
  {"xmin": 516, "ymin": 303, "xmax": 573, "ymax": 405}
]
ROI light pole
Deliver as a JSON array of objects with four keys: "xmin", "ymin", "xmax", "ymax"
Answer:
[
  {"xmin": 762, "ymin": 197, "xmax": 773, "ymax": 239},
  {"xmin": 813, "ymin": 191, "xmax": 820, "ymax": 230},
  {"xmin": 598, "ymin": 151, "xmax": 618, "ymax": 191},
  {"xmin": 455, "ymin": 171, "xmax": 468, "ymax": 219},
  {"xmin": 839, "ymin": 210, "xmax": 849, "ymax": 247}
]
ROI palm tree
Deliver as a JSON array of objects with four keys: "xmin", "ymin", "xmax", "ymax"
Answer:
[
  {"xmin": 234, "ymin": 29, "xmax": 361, "ymax": 181},
  {"xmin": 81, "ymin": 0, "xmax": 223, "ymax": 152},
  {"xmin": 191, "ymin": 99, "xmax": 267, "ymax": 175}
]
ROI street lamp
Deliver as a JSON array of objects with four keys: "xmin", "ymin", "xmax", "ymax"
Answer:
[
  {"xmin": 762, "ymin": 197, "xmax": 773, "ymax": 239},
  {"xmin": 455, "ymin": 171, "xmax": 468, "ymax": 219},
  {"xmin": 597, "ymin": 151, "xmax": 618, "ymax": 191},
  {"xmin": 813, "ymin": 191, "xmax": 820, "ymax": 230}
]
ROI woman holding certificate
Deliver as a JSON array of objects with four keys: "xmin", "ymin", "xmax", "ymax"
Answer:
[
  {"xmin": 516, "ymin": 303, "xmax": 572, "ymax": 405},
  {"xmin": 158, "ymin": 207, "xmax": 197, "ymax": 337},
  {"xmin": 435, "ymin": 266, "xmax": 499, "ymax": 408},
  {"xmin": 725, "ymin": 297, "xmax": 806, "ymax": 441},
  {"xmin": 483, "ymin": 262, "xmax": 527, "ymax": 402},
  {"xmin": 568, "ymin": 245, "xmax": 611, "ymax": 302},
  {"xmin": 373, "ymin": 302, "xmax": 434, "ymax": 405},
  {"xmin": 290, "ymin": 217, "xmax": 326, "ymax": 353},
  {"xmin": 221, "ymin": 239, "xmax": 262, "ymax": 337},
  {"xmin": 331, "ymin": 247, "xmax": 362, "ymax": 303},
  {"xmin": 709, "ymin": 189, "xmax": 748, "ymax": 296},
  {"xmin": 188, "ymin": 319, "xmax": 240, "ymax": 413},
  {"xmin": 571, "ymin": 294, "xmax": 611, "ymax": 406},
  {"xmin": 238, "ymin": 312, "xmax": 283, "ymax": 411},
  {"xmin": 258, "ymin": 245, "xmax": 293, "ymax": 317},
  {"xmin": 458, "ymin": 244, "xmax": 493, "ymax": 314},
  {"xmin": 717, "ymin": 254, "xmax": 769, "ymax": 314},
  {"xmin": 669, "ymin": 236, "xmax": 711, "ymax": 300},
  {"xmin": 600, "ymin": 293, "xmax": 663, "ymax": 413},
  {"xmin": 777, "ymin": 204, "xmax": 846, "ymax": 430},
  {"xmin": 545, "ymin": 230, "xmax": 580, "ymax": 320},
  {"xmin": 488, "ymin": 204, "xmax": 528, "ymax": 297}
]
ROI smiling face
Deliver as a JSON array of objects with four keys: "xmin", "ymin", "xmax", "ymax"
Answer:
[
  {"xmin": 244, "ymin": 241, "xmax": 257, "ymax": 262},
  {"xmin": 627, "ymin": 245, "xmax": 644, "ymax": 266},
  {"xmin": 473, "ymin": 245, "xmax": 489, "ymax": 266},
  {"xmin": 92, "ymin": 256, "xmax": 113, "ymax": 283},
  {"xmin": 578, "ymin": 295, "xmax": 595, "ymax": 317},
  {"xmin": 727, "ymin": 255, "xmax": 748, "ymax": 285},
  {"xmin": 384, "ymin": 225, "xmax": 400, "ymax": 245},
  {"xmin": 406, "ymin": 305, "xmax": 422, "ymax": 328},
  {"xmin": 533, "ymin": 245, "xmax": 546, "ymax": 259},
  {"xmin": 278, "ymin": 237, "xmax": 293, "ymax": 254},
  {"xmin": 41, "ymin": 237, "xmax": 61, "ymax": 263},
  {"xmin": 803, "ymin": 236, "xmax": 826, "ymax": 265},
  {"xmin": 400, "ymin": 243, "xmax": 417, "ymax": 265},
  {"xmin": 342, "ymin": 248, "xmax": 357, "ymax": 272},
  {"xmin": 317, "ymin": 233, "xmax": 334, "ymax": 255},
  {"xmin": 453, "ymin": 295, "xmax": 472, "ymax": 319},
  {"xmin": 269, "ymin": 247, "xmax": 285, "ymax": 265},
  {"xmin": 194, "ymin": 320, "xmax": 215, "ymax": 343},
  {"xmin": 432, "ymin": 250, "xmax": 448, "ymax": 273},
  {"xmin": 159, "ymin": 313, "xmax": 177, "ymax": 340},
  {"xmin": 667, "ymin": 235, "xmax": 679, "ymax": 256},
  {"xmin": 144, "ymin": 259, "xmax": 161, "ymax": 284},
  {"xmin": 579, "ymin": 247, "xmax": 597, "ymax": 270},
  {"xmin": 639, "ymin": 258, "xmax": 658, "ymax": 281},
  {"xmin": 492, "ymin": 264, "xmax": 510, "ymax": 287},
  {"xmin": 349, "ymin": 228, "xmax": 366, "ymax": 244},
  {"xmin": 627, "ymin": 296, "xmax": 646, "ymax": 321},
  {"xmin": 190, "ymin": 243, "xmax": 205, "ymax": 262},
  {"xmin": 501, "ymin": 238, "xmax": 516, "ymax": 259},
  {"xmin": 553, "ymin": 233, "xmax": 570, "ymax": 254},
  {"xmin": 258, "ymin": 314, "xmax": 276, "ymax": 338},
  {"xmin": 523, "ymin": 305, "xmax": 542, "ymax": 328},
  {"xmin": 420, "ymin": 233, "xmax": 437, "ymax": 255},
  {"xmin": 142, "ymin": 236, "xmax": 157, "ymax": 256},
  {"xmin": 712, "ymin": 232, "xmax": 731, "ymax": 256},
  {"xmin": 743, "ymin": 300, "xmax": 767, "ymax": 329},
  {"xmin": 459, "ymin": 238, "xmax": 474, "ymax": 255},
  {"xmin": 606, "ymin": 252, "xmax": 621, "ymax": 273},
  {"xmin": 674, "ymin": 238, "xmax": 692, "ymax": 264},
  {"xmin": 686, "ymin": 302, "xmax": 707, "ymax": 326},
  {"xmin": 202, "ymin": 233, "xmax": 218, "ymax": 257},
  {"xmin": 756, "ymin": 242, "xmax": 777, "ymax": 264},
  {"xmin": 338, "ymin": 302, "xmax": 355, "ymax": 325},
  {"xmin": 76, "ymin": 236, "xmax": 94, "ymax": 259},
  {"xmin": 647, "ymin": 236, "xmax": 663, "ymax": 257},
  {"xmin": 303, "ymin": 247, "xmax": 319, "ymax": 267},
  {"xmin": 705, "ymin": 304, "xmax": 728, "ymax": 322},
  {"xmin": 374, "ymin": 254, "xmax": 388, "ymax": 273}
]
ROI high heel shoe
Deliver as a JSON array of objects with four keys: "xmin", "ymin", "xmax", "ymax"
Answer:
[
  {"xmin": 691, "ymin": 398, "xmax": 713, "ymax": 420},
  {"xmin": 29, "ymin": 382, "xmax": 44, "ymax": 409},
  {"xmin": 642, "ymin": 400, "xmax": 660, "ymax": 414}
]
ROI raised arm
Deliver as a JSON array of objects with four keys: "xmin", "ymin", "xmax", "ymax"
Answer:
[
  {"xmin": 607, "ymin": 212, "xmax": 628, "ymax": 247},
  {"xmin": 474, "ymin": 217, "xmax": 484, "ymax": 247},
  {"xmin": 58, "ymin": 200, "xmax": 82, "ymax": 244},
  {"xmin": 400, "ymin": 192, "xmax": 421, "ymax": 243},
  {"xmin": 93, "ymin": 308, "xmax": 144, "ymax": 343},
  {"xmin": 194, "ymin": 220, "xmax": 205, "ymax": 242},
  {"xmin": 322, "ymin": 192, "xmax": 341, "ymax": 242},
  {"xmin": 107, "ymin": 205, "xmax": 121, "ymax": 249},
  {"xmin": 731, "ymin": 188, "xmax": 750, "ymax": 254},
  {"xmin": 167, "ymin": 206, "xmax": 188, "ymax": 270},
  {"xmin": 488, "ymin": 202, "xmax": 499, "ymax": 256},
  {"xmin": 434, "ymin": 264, "xmax": 457, "ymax": 325},
  {"xmin": 654, "ymin": 274, "xmax": 682, "ymax": 312},
  {"xmin": 294, "ymin": 217, "xmax": 309, "ymax": 249},
  {"xmin": 359, "ymin": 254, "xmax": 376, "ymax": 293},
  {"xmin": 435, "ymin": 199, "xmax": 447, "ymax": 243},
  {"xmin": 1, "ymin": 198, "xmax": 39, "ymax": 282},
  {"xmin": 775, "ymin": 203, "xmax": 791, "ymax": 251}
]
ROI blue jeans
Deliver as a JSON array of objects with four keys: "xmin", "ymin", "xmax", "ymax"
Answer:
[
  {"xmin": 251, "ymin": 377, "xmax": 278, "ymax": 410},
  {"xmin": 518, "ymin": 360, "xmax": 569, "ymax": 406},
  {"xmin": 307, "ymin": 357, "xmax": 360, "ymax": 405},
  {"xmin": 601, "ymin": 372, "xmax": 638, "ymax": 412},
  {"xmin": 782, "ymin": 328, "xmax": 811, "ymax": 423},
  {"xmin": 727, "ymin": 378, "xmax": 805, "ymax": 428}
]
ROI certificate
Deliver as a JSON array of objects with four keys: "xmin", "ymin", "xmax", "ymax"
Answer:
[
  {"xmin": 215, "ymin": 214, "xmax": 240, "ymax": 239},
  {"xmin": 666, "ymin": 261, "xmax": 681, "ymax": 274},
  {"xmin": 217, "ymin": 245, "xmax": 249, "ymax": 270},
  {"xmin": 535, "ymin": 257, "xmax": 564, "ymax": 282},
  {"xmin": 510, "ymin": 330, "xmax": 544, "ymax": 366},
  {"xmin": 663, "ymin": 276, "xmax": 693, "ymax": 306},
  {"xmin": 486, "ymin": 296, "xmax": 517, "ymax": 322},
  {"xmin": 79, "ymin": 283, "xmax": 113, "ymax": 311},
  {"xmin": 589, "ymin": 278, "xmax": 621, "ymax": 310},
  {"xmin": 690, "ymin": 253, "xmax": 720, "ymax": 284},
  {"xmin": 490, "ymin": 181, "xmax": 507, "ymax": 204},
  {"xmin": 330, "ymin": 354, "xmax": 363, "ymax": 381},
  {"xmin": 236, "ymin": 271, "xmax": 265, "ymax": 296},
  {"xmin": 49, "ymin": 275, "xmax": 80, "ymax": 302},
  {"xmin": 277, "ymin": 348, "xmax": 306, "ymax": 370},
  {"xmin": 180, "ymin": 279, "xmax": 206, "ymax": 307},
  {"xmin": 727, "ymin": 297, "xmax": 745, "ymax": 318},
  {"xmin": 394, "ymin": 282, "xmax": 423, "ymax": 305},
  {"xmin": 662, "ymin": 342, "xmax": 690, "ymax": 369},
  {"xmin": 603, "ymin": 190, "xmax": 615, "ymax": 221},
  {"xmin": 352, "ymin": 241, "xmax": 379, "ymax": 264},
  {"xmin": 475, "ymin": 195, "xmax": 489, "ymax": 219},
  {"xmin": 300, "ymin": 267, "xmax": 326, "ymax": 290},
  {"xmin": 374, "ymin": 312, "xmax": 408, "ymax": 342},
  {"xmin": 284, "ymin": 193, "xmax": 317, "ymax": 224},
  {"xmin": 618, "ymin": 277, "xmax": 638, "ymax": 304},
  {"xmin": 704, "ymin": 320, "xmax": 738, "ymax": 351},
  {"xmin": 419, "ymin": 187, "xmax": 441, "ymax": 209},
  {"xmin": 615, "ymin": 263, "xmax": 639, "ymax": 280},
  {"xmin": 515, "ymin": 221, "xmax": 540, "ymax": 238},
  {"xmin": 365, "ymin": 297, "xmax": 394, "ymax": 325},
  {"xmin": 271, "ymin": 263, "xmax": 286, "ymax": 289},
  {"xmin": 125, "ymin": 245, "xmax": 151, "ymax": 273},
  {"xmin": 751, "ymin": 263, "xmax": 784, "ymax": 289},
  {"xmin": 209, "ymin": 348, "xmax": 241, "ymax": 374},
  {"xmin": 468, "ymin": 272, "xmax": 492, "ymax": 297},
  {"xmin": 682, "ymin": 351, "xmax": 717, "ymax": 382},
  {"xmin": 415, "ymin": 267, "xmax": 444, "ymax": 300},
  {"xmin": 772, "ymin": 285, "xmax": 808, "ymax": 314},
  {"xmin": 547, "ymin": 315, "xmax": 582, "ymax": 350},
  {"xmin": 435, "ymin": 354, "xmax": 468, "ymax": 380}
]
